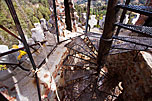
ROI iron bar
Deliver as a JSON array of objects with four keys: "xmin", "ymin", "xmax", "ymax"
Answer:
[
  {"xmin": 75, "ymin": 43, "xmax": 96, "ymax": 59},
  {"xmin": 59, "ymin": 33, "xmax": 85, "ymax": 43},
  {"xmin": 112, "ymin": 36, "xmax": 152, "ymax": 48},
  {"xmin": 53, "ymin": 0, "xmax": 59, "ymax": 43},
  {"xmin": 68, "ymin": 55, "xmax": 97, "ymax": 65},
  {"xmin": 116, "ymin": 5, "xmax": 152, "ymax": 17},
  {"xmin": 111, "ymin": 47, "xmax": 150, "ymax": 51},
  {"xmin": 64, "ymin": 0, "xmax": 72, "ymax": 31},
  {"xmin": 66, "ymin": 39, "xmax": 96, "ymax": 58},
  {"xmin": 66, "ymin": 75, "xmax": 91, "ymax": 87},
  {"xmin": 115, "ymin": 23, "xmax": 152, "ymax": 37},
  {"xmin": 66, "ymin": 73, "xmax": 97, "ymax": 83},
  {"xmin": 0, "ymin": 25, "xmax": 38, "ymax": 52},
  {"xmin": 85, "ymin": 0, "xmax": 91, "ymax": 33},
  {"xmin": 37, "ymin": 45, "xmax": 57, "ymax": 69},
  {"xmin": 5, "ymin": 0, "xmax": 41, "ymax": 100},
  {"xmin": 66, "ymin": 45, "xmax": 96, "ymax": 60},
  {"xmin": 115, "ymin": 0, "xmax": 131, "ymax": 36},
  {"xmin": 0, "ymin": 62, "xmax": 30, "ymax": 71},
  {"xmin": 0, "ymin": 41, "xmax": 46, "ymax": 57},
  {"xmin": 83, "ymin": 36, "xmax": 98, "ymax": 55},
  {"xmin": 0, "ymin": 25, "xmax": 22, "ymax": 42}
]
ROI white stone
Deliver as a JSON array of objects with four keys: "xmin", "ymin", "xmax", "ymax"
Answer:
[
  {"xmin": 40, "ymin": 18, "xmax": 48, "ymax": 31},
  {"xmin": 132, "ymin": 13, "xmax": 140, "ymax": 25},
  {"xmin": 123, "ymin": 14, "xmax": 129, "ymax": 24},
  {"xmin": 89, "ymin": 15, "xmax": 97, "ymax": 28},
  {"xmin": 99, "ymin": 15, "xmax": 106, "ymax": 29},
  {"xmin": 0, "ymin": 45, "xmax": 9, "ymax": 53},
  {"xmin": 31, "ymin": 23, "xmax": 45, "ymax": 42}
]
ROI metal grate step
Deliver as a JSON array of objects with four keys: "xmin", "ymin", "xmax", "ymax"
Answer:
[
  {"xmin": 116, "ymin": 5, "xmax": 152, "ymax": 16},
  {"xmin": 115, "ymin": 23, "xmax": 152, "ymax": 37},
  {"xmin": 63, "ymin": 55, "xmax": 97, "ymax": 70},
  {"xmin": 113, "ymin": 36, "xmax": 152, "ymax": 48},
  {"xmin": 83, "ymin": 35, "xmax": 98, "ymax": 56},
  {"xmin": 65, "ymin": 37, "xmax": 97, "ymax": 59}
]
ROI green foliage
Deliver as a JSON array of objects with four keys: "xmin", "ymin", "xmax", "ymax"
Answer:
[
  {"xmin": 29, "ymin": 0, "xmax": 39, "ymax": 4},
  {"xmin": 38, "ymin": 5, "xmax": 50, "ymax": 21},
  {"xmin": 37, "ymin": 10, "xmax": 43, "ymax": 19},
  {"xmin": 102, "ymin": 10, "xmax": 106, "ymax": 15},
  {"xmin": 0, "ymin": 0, "xmax": 52, "ymax": 46},
  {"xmin": 39, "ymin": 0, "xmax": 49, "ymax": 7},
  {"xmin": 32, "ymin": 16, "xmax": 39, "ymax": 23}
]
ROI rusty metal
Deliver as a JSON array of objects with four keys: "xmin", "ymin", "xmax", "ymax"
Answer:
[
  {"xmin": 5, "ymin": 0, "xmax": 41, "ymax": 100},
  {"xmin": 97, "ymin": 0, "xmax": 119, "ymax": 68},
  {"xmin": 116, "ymin": 5, "xmax": 152, "ymax": 17},
  {"xmin": 115, "ymin": 23, "xmax": 152, "ymax": 37},
  {"xmin": 53, "ymin": 0, "xmax": 59, "ymax": 43},
  {"xmin": 115, "ymin": 0, "xmax": 131, "ymax": 36},
  {"xmin": 0, "ymin": 62, "xmax": 30, "ymax": 71},
  {"xmin": 65, "ymin": 37, "xmax": 96, "ymax": 59},
  {"xmin": 0, "ymin": 41, "xmax": 46, "ymax": 57},
  {"xmin": 85, "ymin": 0, "xmax": 91, "ymax": 33},
  {"xmin": 0, "ymin": 25, "xmax": 38, "ymax": 52},
  {"xmin": 0, "ymin": 25, "xmax": 22, "ymax": 42},
  {"xmin": 82, "ymin": 36, "xmax": 98, "ymax": 56},
  {"xmin": 112, "ymin": 36, "xmax": 152, "ymax": 48}
]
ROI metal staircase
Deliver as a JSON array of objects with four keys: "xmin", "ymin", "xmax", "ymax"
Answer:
[{"xmin": 62, "ymin": 0, "xmax": 152, "ymax": 100}]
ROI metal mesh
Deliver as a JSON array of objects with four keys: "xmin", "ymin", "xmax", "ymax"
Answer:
[
  {"xmin": 117, "ymin": 5, "xmax": 152, "ymax": 16},
  {"xmin": 115, "ymin": 23, "xmax": 152, "ymax": 37}
]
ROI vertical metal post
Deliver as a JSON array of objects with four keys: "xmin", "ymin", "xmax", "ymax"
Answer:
[
  {"xmin": 97, "ymin": 0, "xmax": 119, "ymax": 70},
  {"xmin": 85, "ymin": 0, "xmax": 91, "ymax": 33},
  {"xmin": 64, "ymin": 0, "xmax": 72, "ymax": 31},
  {"xmin": 53, "ymin": 0, "xmax": 60, "ymax": 43},
  {"xmin": 115, "ymin": 0, "xmax": 130, "ymax": 36},
  {"xmin": 5, "ymin": 0, "xmax": 41, "ymax": 101}
]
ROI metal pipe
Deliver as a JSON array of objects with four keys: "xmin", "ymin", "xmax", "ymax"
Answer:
[
  {"xmin": 0, "ymin": 25, "xmax": 22, "ymax": 42},
  {"xmin": 4, "ymin": 0, "xmax": 41, "ymax": 100},
  {"xmin": 85, "ymin": 0, "xmax": 91, "ymax": 33},
  {"xmin": 97, "ymin": 0, "xmax": 119, "ymax": 68},
  {"xmin": 53, "ymin": 0, "xmax": 60, "ymax": 43}
]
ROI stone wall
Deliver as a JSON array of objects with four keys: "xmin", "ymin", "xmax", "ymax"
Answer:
[{"xmin": 105, "ymin": 51, "xmax": 152, "ymax": 101}]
